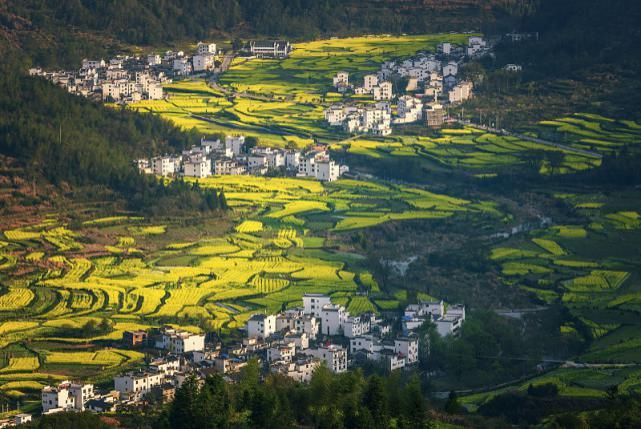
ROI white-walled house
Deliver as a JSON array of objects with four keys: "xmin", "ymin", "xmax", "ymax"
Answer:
[
  {"xmin": 42, "ymin": 381, "xmax": 94, "ymax": 414},
  {"xmin": 303, "ymin": 293, "xmax": 332, "ymax": 318},
  {"xmin": 225, "ymin": 135, "xmax": 245, "ymax": 155},
  {"xmin": 304, "ymin": 344, "xmax": 347, "ymax": 373},
  {"xmin": 247, "ymin": 314, "xmax": 277, "ymax": 339},
  {"xmin": 363, "ymin": 74, "xmax": 379, "ymax": 92},
  {"xmin": 298, "ymin": 151, "xmax": 341, "ymax": 181},
  {"xmin": 148, "ymin": 83, "xmax": 164, "ymax": 100},
  {"xmin": 284, "ymin": 150, "xmax": 301, "ymax": 169},
  {"xmin": 151, "ymin": 156, "xmax": 177, "ymax": 176},
  {"xmin": 173, "ymin": 58, "xmax": 192, "ymax": 75},
  {"xmin": 405, "ymin": 301, "xmax": 445, "ymax": 319},
  {"xmin": 149, "ymin": 357, "xmax": 181, "ymax": 376},
  {"xmin": 333, "ymin": 71, "xmax": 350, "ymax": 91},
  {"xmin": 443, "ymin": 61, "xmax": 458, "ymax": 77},
  {"xmin": 184, "ymin": 155, "xmax": 212, "ymax": 178},
  {"xmin": 395, "ymin": 95, "xmax": 423, "ymax": 124},
  {"xmin": 14, "ymin": 414, "xmax": 32, "ymax": 425},
  {"xmin": 403, "ymin": 300, "xmax": 466, "ymax": 337},
  {"xmin": 315, "ymin": 160, "xmax": 340, "ymax": 182},
  {"xmin": 325, "ymin": 105, "xmax": 347, "ymax": 126},
  {"xmin": 266, "ymin": 341, "xmax": 296, "ymax": 363},
  {"xmin": 284, "ymin": 331, "xmax": 310, "ymax": 350},
  {"xmin": 114, "ymin": 371, "xmax": 164, "ymax": 400},
  {"xmin": 437, "ymin": 42, "xmax": 452, "ymax": 55},
  {"xmin": 148, "ymin": 54, "xmax": 162, "ymax": 66},
  {"xmin": 193, "ymin": 54, "xmax": 215, "ymax": 72},
  {"xmin": 343, "ymin": 315, "xmax": 371, "ymax": 338},
  {"xmin": 380, "ymin": 348, "xmax": 407, "ymax": 371},
  {"xmin": 320, "ymin": 304, "xmax": 348, "ymax": 336},
  {"xmin": 248, "ymin": 154, "xmax": 269, "ymax": 172},
  {"xmin": 157, "ymin": 328, "xmax": 205, "ymax": 353},
  {"xmin": 435, "ymin": 315, "xmax": 465, "ymax": 337},
  {"xmin": 214, "ymin": 159, "xmax": 246, "ymax": 175},
  {"xmin": 82, "ymin": 59, "xmax": 106, "ymax": 70},
  {"xmin": 249, "ymin": 40, "xmax": 292, "ymax": 58},
  {"xmin": 448, "ymin": 81, "xmax": 473, "ymax": 103},
  {"xmin": 270, "ymin": 357, "xmax": 320, "ymax": 383},
  {"xmin": 373, "ymin": 81, "xmax": 393, "ymax": 101},
  {"xmin": 350, "ymin": 335, "xmax": 379, "ymax": 355},
  {"xmin": 197, "ymin": 42, "xmax": 217, "ymax": 55},
  {"xmin": 467, "ymin": 36, "xmax": 487, "ymax": 57},
  {"xmin": 395, "ymin": 335, "xmax": 419, "ymax": 364},
  {"xmin": 277, "ymin": 311, "xmax": 319, "ymax": 339}
]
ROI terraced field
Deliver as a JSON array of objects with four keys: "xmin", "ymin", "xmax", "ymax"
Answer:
[
  {"xmin": 338, "ymin": 127, "xmax": 605, "ymax": 175},
  {"xmin": 130, "ymin": 34, "xmax": 470, "ymax": 148},
  {"xmin": 538, "ymin": 113, "xmax": 641, "ymax": 155},
  {"xmin": 131, "ymin": 36, "xmax": 641, "ymax": 178},
  {"xmin": 0, "ymin": 173, "xmax": 489, "ymax": 401},
  {"xmin": 486, "ymin": 191, "xmax": 641, "ymax": 392}
]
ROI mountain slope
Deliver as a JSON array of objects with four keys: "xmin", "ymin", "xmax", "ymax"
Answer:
[{"xmin": 1, "ymin": 0, "xmax": 537, "ymax": 67}]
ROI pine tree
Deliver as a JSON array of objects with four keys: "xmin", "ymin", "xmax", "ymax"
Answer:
[
  {"xmin": 362, "ymin": 375, "xmax": 389, "ymax": 429},
  {"xmin": 218, "ymin": 190, "xmax": 228, "ymax": 210}
]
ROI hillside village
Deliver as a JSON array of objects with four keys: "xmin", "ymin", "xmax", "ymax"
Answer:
[
  {"xmin": 27, "ymin": 39, "xmax": 292, "ymax": 104},
  {"xmin": 135, "ymin": 135, "xmax": 347, "ymax": 181},
  {"xmin": 35, "ymin": 295, "xmax": 465, "ymax": 417},
  {"xmin": 324, "ymin": 36, "xmax": 489, "ymax": 135}
]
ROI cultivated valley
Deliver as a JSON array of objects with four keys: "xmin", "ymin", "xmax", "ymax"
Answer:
[{"xmin": 1, "ymin": 1, "xmax": 641, "ymax": 428}]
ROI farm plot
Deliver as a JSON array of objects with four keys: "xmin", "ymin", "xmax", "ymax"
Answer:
[
  {"xmin": 0, "ymin": 356, "xmax": 40, "ymax": 373},
  {"xmin": 130, "ymin": 35, "xmax": 473, "ymax": 147},
  {"xmin": 539, "ymin": 114, "xmax": 641, "ymax": 155},
  {"xmin": 44, "ymin": 349, "xmax": 144, "ymax": 367},
  {"xmin": 339, "ymin": 127, "xmax": 602, "ymax": 175},
  {"xmin": 0, "ymin": 288, "xmax": 35, "ymax": 311}
]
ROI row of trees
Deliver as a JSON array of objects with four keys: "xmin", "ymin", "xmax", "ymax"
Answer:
[{"xmin": 156, "ymin": 361, "xmax": 432, "ymax": 429}]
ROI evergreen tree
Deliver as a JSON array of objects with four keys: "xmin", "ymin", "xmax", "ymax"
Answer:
[
  {"xmin": 218, "ymin": 190, "xmax": 228, "ymax": 210},
  {"xmin": 168, "ymin": 376, "xmax": 201, "ymax": 429},
  {"xmin": 362, "ymin": 375, "xmax": 389, "ymax": 429}
]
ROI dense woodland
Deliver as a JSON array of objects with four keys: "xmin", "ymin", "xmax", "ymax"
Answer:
[
  {"xmin": 3, "ymin": 0, "xmax": 536, "ymax": 52},
  {"xmin": 154, "ymin": 363, "xmax": 432, "ymax": 429}
]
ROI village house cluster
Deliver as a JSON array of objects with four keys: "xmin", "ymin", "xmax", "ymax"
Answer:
[
  {"xmin": 403, "ymin": 300, "xmax": 467, "ymax": 337},
  {"xmin": 38, "ymin": 294, "xmax": 464, "ymax": 414},
  {"xmin": 27, "ymin": 38, "xmax": 296, "ymax": 106},
  {"xmin": 28, "ymin": 55, "xmax": 170, "ymax": 103},
  {"xmin": 135, "ymin": 135, "xmax": 348, "ymax": 182},
  {"xmin": 27, "ymin": 41, "xmax": 220, "ymax": 104},
  {"xmin": 325, "ymin": 36, "xmax": 490, "ymax": 134}
]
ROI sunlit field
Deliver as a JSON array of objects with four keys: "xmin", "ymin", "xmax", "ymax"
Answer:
[{"xmin": 0, "ymin": 171, "xmax": 497, "ymax": 402}]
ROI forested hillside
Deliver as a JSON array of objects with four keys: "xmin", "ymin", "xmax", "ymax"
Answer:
[
  {"xmin": 0, "ymin": 0, "xmax": 537, "ymax": 67},
  {"xmin": 0, "ymin": 55, "xmax": 226, "ymax": 214},
  {"xmin": 461, "ymin": 0, "xmax": 641, "ymax": 127}
]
